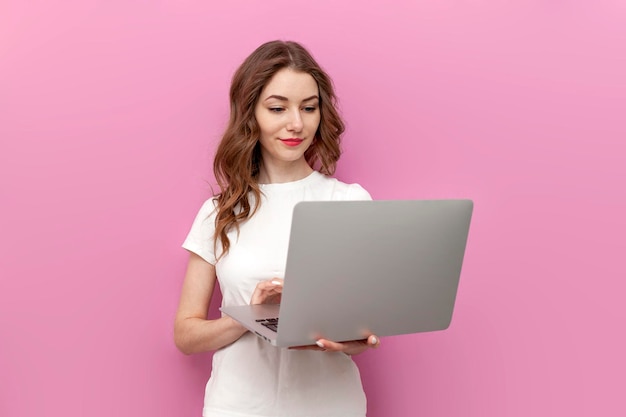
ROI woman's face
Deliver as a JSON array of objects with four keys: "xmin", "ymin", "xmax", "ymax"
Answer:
[{"xmin": 254, "ymin": 68, "xmax": 321, "ymax": 171}]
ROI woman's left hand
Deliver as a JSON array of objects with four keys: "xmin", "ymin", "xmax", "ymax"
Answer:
[{"xmin": 290, "ymin": 334, "xmax": 381, "ymax": 356}]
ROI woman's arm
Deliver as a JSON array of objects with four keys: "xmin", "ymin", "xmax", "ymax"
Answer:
[
  {"xmin": 290, "ymin": 335, "xmax": 380, "ymax": 356},
  {"xmin": 315, "ymin": 335, "xmax": 380, "ymax": 356},
  {"xmin": 174, "ymin": 252, "xmax": 247, "ymax": 354}
]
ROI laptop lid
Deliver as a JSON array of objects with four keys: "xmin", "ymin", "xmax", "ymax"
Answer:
[{"xmin": 221, "ymin": 199, "xmax": 473, "ymax": 348}]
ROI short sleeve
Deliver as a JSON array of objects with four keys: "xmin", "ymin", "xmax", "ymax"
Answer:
[
  {"xmin": 346, "ymin": 183, "xmax": 372, "ymax": 201},
  {"xmin": 182, "ymin": 198, "xmax": 218, "ymax": 265}
]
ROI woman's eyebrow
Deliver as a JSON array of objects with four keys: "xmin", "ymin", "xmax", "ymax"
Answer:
[
  {"xmin": 301, "ymin": 95, "xmax": 319, "ymax": 102},
  {"xmin": 263, "ymin": 95, "xmax": 319, "ymax": 103}
]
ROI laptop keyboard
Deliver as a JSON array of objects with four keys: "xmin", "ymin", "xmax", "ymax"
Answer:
[{"xmin": 256, "ymin": 317, "xmax": 279, "ymax": 332}]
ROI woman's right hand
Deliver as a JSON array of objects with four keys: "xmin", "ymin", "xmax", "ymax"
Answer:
[{"xmin": 250, "ymin": 278, "xmax": 284, "ymax": 305}]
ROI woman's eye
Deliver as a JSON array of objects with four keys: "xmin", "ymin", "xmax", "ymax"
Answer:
[
  {"xmin": 269, "ymin": 107, "xmax": 285, "ymax": 113},
  {"xmin": 303, "ymin": 106, "xmax": 317, "ymax": 112}
]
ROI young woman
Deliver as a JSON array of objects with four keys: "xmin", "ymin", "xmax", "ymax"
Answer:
[{"xmin": 174, "ymin": 40, "xmax": 380, "ymax": 417}]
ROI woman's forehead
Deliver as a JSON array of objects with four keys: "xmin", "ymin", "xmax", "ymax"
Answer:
[{"xmin": 260, "ymin": 68, "xmax": 318, "ymax": 101}]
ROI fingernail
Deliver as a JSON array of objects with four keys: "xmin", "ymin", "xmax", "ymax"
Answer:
[
  {"xmin": 316, "ymin": 340, "xmax": 325, "ymax": 348},
  {"xmin": 370, "ymin": 337, "xmax": 378, "ymax": 345},
  {"xmin": 271, "ymin": 280, "xmax": 282, "ymax": 286}
]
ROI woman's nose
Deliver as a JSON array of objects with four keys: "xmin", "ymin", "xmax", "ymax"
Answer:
[{"xmin": 287, "ymin": 110, "xmax": 303, "ymax": 132}]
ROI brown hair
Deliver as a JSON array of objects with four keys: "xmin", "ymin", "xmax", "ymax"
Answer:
[{"xmin": 213, "ymin": 40, "xmax": 345, "ymax": 258}]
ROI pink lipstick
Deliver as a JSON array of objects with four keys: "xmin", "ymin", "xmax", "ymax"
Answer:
[{"xmin": 280, "ymin": 138, "xmax": 304, "ymax": 147}]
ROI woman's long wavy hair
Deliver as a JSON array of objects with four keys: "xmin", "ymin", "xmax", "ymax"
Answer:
[{"xmin": 213, "ymin": 40, "xmax": 345, "ymax": 258}]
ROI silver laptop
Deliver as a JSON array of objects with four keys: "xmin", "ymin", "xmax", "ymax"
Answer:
[{"xmin": 220, "ymin": 199, "xmax": 473, "ymax": 347}]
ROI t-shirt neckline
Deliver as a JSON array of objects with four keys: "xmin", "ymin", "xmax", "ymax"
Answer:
[{"xmin": 258, "ymin": 171, "xmax": 322, "ymax": 191}]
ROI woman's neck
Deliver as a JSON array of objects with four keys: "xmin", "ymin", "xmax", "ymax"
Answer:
[{"xmin": 257, "ymin": 161, "xmax": 314, "ymax": 184}]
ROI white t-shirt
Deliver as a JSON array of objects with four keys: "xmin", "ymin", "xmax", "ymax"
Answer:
[{"xmin": 183, "ymin": 171, "xmax": 372, "ymax": 417}]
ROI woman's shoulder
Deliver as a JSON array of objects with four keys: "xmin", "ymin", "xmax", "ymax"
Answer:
[
  {"xmin": 186, "ymin": 197, "xmax": 220, "ymax": 230},
  {"xmin": 196, "ymin": 196, "xmax": 219, "ymax": 216},
  {"xmin": 313, "ymin": 172, "xmax": 372, "ymax": 201},
  {"xmin": 182, "ymin": 197, "xmax": 220, "ymax": 265}
]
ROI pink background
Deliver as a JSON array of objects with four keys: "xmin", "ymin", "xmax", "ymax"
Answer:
[{"xmin": 1, "ymin": 1, "xmax": 625, "ymax": 416}]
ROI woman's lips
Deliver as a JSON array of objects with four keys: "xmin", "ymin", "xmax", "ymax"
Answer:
[{"xmin": 280, "ymin": 138, "xmax": 304, "ymax": 147}]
